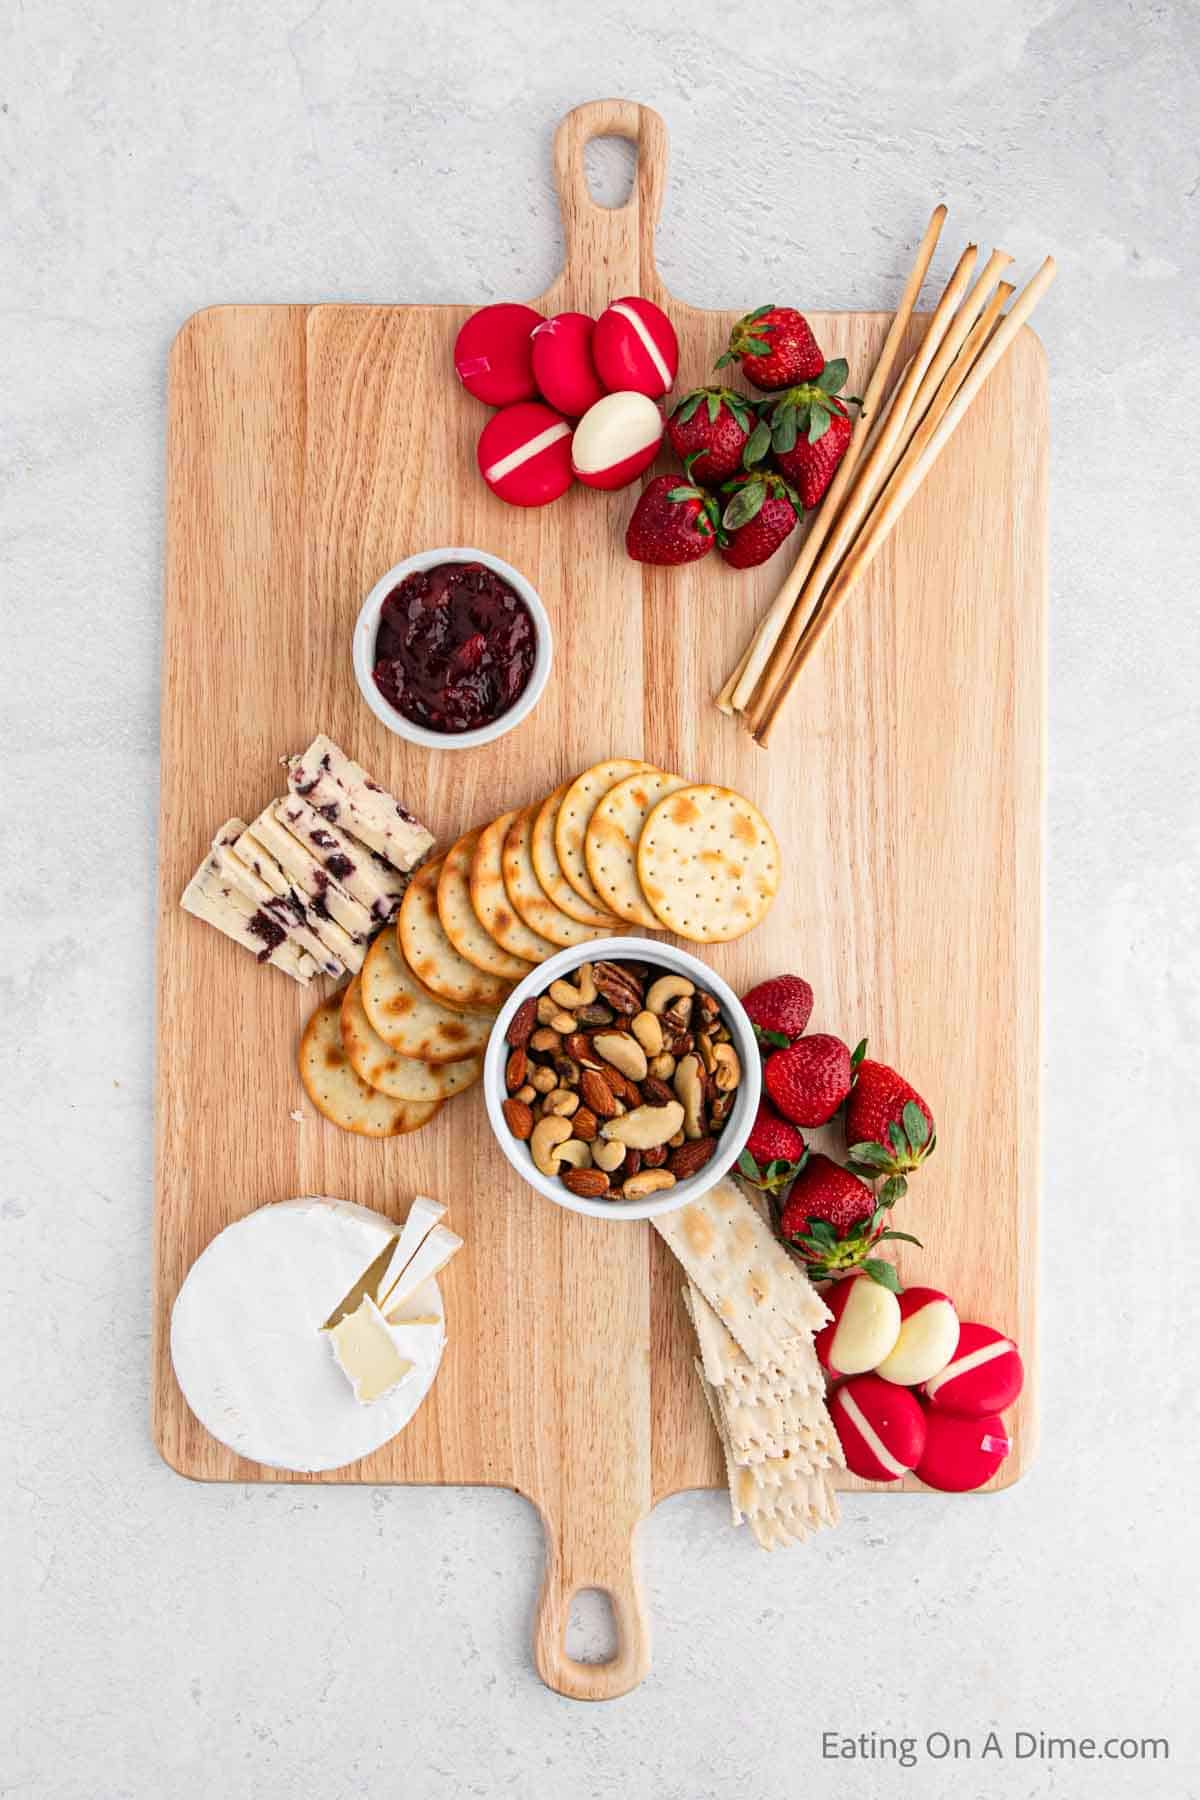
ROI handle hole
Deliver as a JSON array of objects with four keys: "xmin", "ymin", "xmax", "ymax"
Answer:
[
  {"xmin": 583, "ymin": 136, "xmax": 636, "ymax": 211},
  {"xmin": 566, "ymin": 1586, "xmax": 619, "ymax": 1664}
]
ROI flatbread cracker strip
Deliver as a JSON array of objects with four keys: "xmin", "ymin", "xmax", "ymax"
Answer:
[
  {"xmin": 685, "ymin": 1281, "xmax": 823, "ymax": 1399},
  {"xmin": 693, "ymin": 1360, "xmax": 747, "ymax": 1529}
]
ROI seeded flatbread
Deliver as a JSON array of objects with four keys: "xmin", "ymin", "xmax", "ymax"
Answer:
[
  {"xmin": 341, "ymin": 977, "xmax": 482, "ymax": 1101},
  {"xmin": 554, "ymin": 759, "xmax": 651, "ymax": 918},
  {"xmin": 437, "ymin": 831, "xmax": 533, "ymax": 982},
  {"xmin": 398, "ymin": 857, "xmax": 512, "ymax": 1011},
  {"xmin": 298, "ymin": 994, "xmax": 442, "ymax": 1137},
  {"xmin": 636, "ymin": 784, "xmax": 781, "ymax": 943},
  {"xmin": 469, "ymin": 811, "xmax": 558, "ymax": 965},
  {"xmin": 531, "ymin": 784, "xmax": 620, "ymax": 928},
  {"xmin": 361, "ymin": 927, "xmax": 494, "ymax": 1063},
  {"xmin": 502, "ymin": 805, "xmax": 618, "ymax": 949},
  {"xmin": 584, "ymin": 768, "xmax": 687, "ymax": 926}
]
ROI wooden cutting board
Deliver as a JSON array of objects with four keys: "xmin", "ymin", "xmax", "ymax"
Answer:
[{"xmin": 153, "ymin": 100, "xmax": 1044, "ymax": 1701}]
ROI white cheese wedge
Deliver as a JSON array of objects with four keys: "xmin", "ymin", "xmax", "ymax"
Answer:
[
  {"xmin": 274, "ymin": 796, "xmax": 410, "ymax": 923},
  {"xmin": 287, "ymin": 733, "xmax": 434, "ymax": 869},
  {"xmin": 326, "ymin": 1296, "xmax": 415, "ymax": 1404},
  {"xmin": 243, "ymin": 806, "xmax": 374, "ymax": 946},
  {"xmin": 180, "ymin": 863, "xmax": 318, "ymax": 984},
  {"xmin": 373, "ymin": 1196, "xmax": 447, "ymax": 1309},
  {"xmin": 207, "ymin": 824, "xmax": 345, "ymax": 979},
  {"xmin": 234, "ymin": 815, "xmax": 366, "ymax": 974},
  {"xmin": 380, "ymin": 1223, "xmax": 463, "ymax": 1318},
  {"xmin": 169, "ymin": 1197, "xmax": 446, "ymax": 1473}
]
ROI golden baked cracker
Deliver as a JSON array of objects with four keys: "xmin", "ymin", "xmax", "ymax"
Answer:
[
  {"xmin": 554, "ymin": 759, "xmax": 652, "ymax": 919},
  {"xmin": 298, "ymin": 994, "xmax": 441, "ymax": 1137},
  {"xmin": 360, "ymin": 926, "xmax": 494, "ymax": 1063},
  {"xmin": 531, "ymin": 785, "xmax": 618, "ymax": 928},
  {"xmin": 637, "ymin": 784, "xmax": 781, "ymax": 943},
  {"xmin": 502, "ymin": 805, "xmax": 618, "ymax": 949},
  {"xmin": 341, "ymin": 977, "xmax": 481, "ymax": 1102},
  {"xmin": 469, "ymin": 810, "xmax": 558, "ymax": 965},
  {"xmin": 584, "ymin": 768, "xmax": 687, "ymax": 927},
  {"xmin": 398, "ymin": 857, "xmax": 512, "ymax": 1011},
  {"xmin": 438, "ymin": 831, "xmax": 534, "ymax": 982}
]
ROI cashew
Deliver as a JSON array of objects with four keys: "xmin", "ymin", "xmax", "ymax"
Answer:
[
  {"xmin": 536, "ymin": 996, "xmax": 561, "ymax": 1025},
  {"xmin": 646, "ymin": 974, "xmax": 695, "ymax": 1016},
  {"xmin": 556, "ymin": 1138, "xmax": 593, "ymax": 1169},
  {"xmin": 548, "ymin": 1009, "xmax": 578, "ymax": 1034},
  {"xmin": 530, "ymin": 1027, "xmax": 561, "ymax": 1052},
  {"xmin": 712, "ymin": 1043, "xmax": 741, "ymax": 1092},
  {"xmin": 544, "ymin": 1088, "xmax": 580, "ymax": 1118},
  {"xmin": 648, "ymin": 1052, "xmax": 677, "ymax": 1081},
  {"xmin": 631, "ymin": 1010, "xmax": 664, "ymax": 1057},
  {"xmin": 592, "ymin": 1139, "xmax": 626, "ymax": 1173},
  {"xmin": 549, "ymin": 962, "xmax": 596, "ymax": 1008},
  {"xmin": 530, "ymin": 1115, "xmax": 573, "ymax": 1176},
  {"xmin": 674, "ymin": 1053, "xmax": 706, "ymax": 1140},
  {"xmin": 695, "ymin": 1031, "xmax": 717, "ymax": 1074},
  {"xmin": 600, "ymin": 1100, "xmax": 685, "ymax": 1150},
  {"xmin": 622, "ymin": 1169, "xmax": 676, "ymax": 1200},
  {"xmin": 530, "ymin": 1065, "xmax": 557, "ymax": 1094},
  {"xmin": 592, "ymin": 1031, "xmax": 648, "ymax": 1082}
]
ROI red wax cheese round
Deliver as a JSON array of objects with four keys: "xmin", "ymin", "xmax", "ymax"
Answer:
[
  {"xmin": 454, "ymin": 303, "xmax": 543, "ymax": 405},
  {"xmin": 916, "ymin": 1409, "xmax": 1011, "ymax": 1491},
  {"xmin": 829, "ymin": 1374, "xmax": 926, "ymax": 1483},
  {"xmin": 592, "ymin": 297, "xmax": 678, "ymax": 399},
  {"xmin": 816, "ymin": 1275, "xmax": 901, "ymax": 1378},
  {"xmin": 477, "ymin": 402, "xmax": 574, "ymax": 508},
  {"xmin": 530, "ymin": 312, "xmax": 606, "ymax": 417},
  {"xmin": 875, "ymin": 1287, "xmax": 960, "ymax": 1387},
  {"xmin": 571, "ymin": 391, "xmax": 664, "ymax": 490},
  {"xmin": 923, "ymin": 1321, "xmax": 1024, "ymax": 1416}
]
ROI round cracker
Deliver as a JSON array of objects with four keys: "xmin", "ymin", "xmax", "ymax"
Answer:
[
  {"xmin": 502, "ymin": 806, "xmax": 619, "ymax": 949},
  {"xmin": 469, "ymin": 811, "xmax": 558, "ymax": 964},
  {"xmin": 398, "ymin": 857, "xmax": 512, "ymax": 1011},
  {"xmin": 298, "ymin": 994, "xmax": 442, "ymax": 1136},
  {"xmin": 530, "ymin": 784, "xmax": 619, "ymax": 928},
  {"xmin": 341, "ymin": 977, "xmax": 482, "ymax": 1101},
  {"xmin": 437, "ymin": 831, "xmax": 533, "ymax": 981},
  {"xmin": 585, "ymin": 768, "xmax": 687, "ymax": 926},
  {"xmin": 361, "ymin": 928, "xmax": 494, "ymax": 1063},
  {"xmin": 554, "ymin": 759, "xmax": 652, "ymax": 918},
  {"xmin": 636, "ymin": 784, "xmax": 781, "ymax": 943}
]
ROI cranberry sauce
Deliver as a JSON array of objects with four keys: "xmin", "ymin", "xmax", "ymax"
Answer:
[{"xmin": 372, "ymin": 561, "xmax": 537, "ymax": 734}]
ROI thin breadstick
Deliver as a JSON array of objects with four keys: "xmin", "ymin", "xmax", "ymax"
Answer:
[
  {"xmin": 755, "ymin": 257, "xmax": 1055, "ymax": 744},
  {"xmin": 717, "ymin": 203, "xmax": 948, "ymax": 715},
  {"xmin": 744, "ymin": 241, "xmax": 979, "ymax": 730}
]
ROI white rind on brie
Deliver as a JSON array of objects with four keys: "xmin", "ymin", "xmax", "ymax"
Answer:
[
  {"xmin": 287, "ymin": 733, "xmax": 435, "ymax": 870},
  {"xmin": 374, "ymin": 1196, "xmax": 447, "ymax": 1311},
  {"xmin": 381, "ymin": 1223, "xmax": 463, "ymax": 1317}
]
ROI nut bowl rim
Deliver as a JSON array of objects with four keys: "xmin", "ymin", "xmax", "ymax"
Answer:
[{"xmin": 483, "ymin": 936, "xmax": 762, "ymax": 1221}]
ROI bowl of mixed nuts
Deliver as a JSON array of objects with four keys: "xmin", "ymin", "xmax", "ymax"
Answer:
[{"xmin": 483, "ymin": 939, "xmax": 761, "ymax": 1219}]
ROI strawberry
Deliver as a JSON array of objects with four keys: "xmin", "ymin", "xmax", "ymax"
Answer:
[
  {"xmin": 738, "ymin": 1101, "xmax": 806, "ymax": 1195},
  {"xmin": 625, "ymin": 475, "xmax": 723, "ymax": 566},
  {"xmin": 741, "ymin": 974, "xmax": 814, "ymax": 1047},
  {"xmin": 773, "ymin": 401, "xmax": 852, "ymax": 507},
  {"xmin": 778, "ymin": 1154, "xmax": 919, "ymax": 1286},
  {"xmin": 753, "ymin": 359, "xmax": 861, "ymax": 507},
  {"xmin": 718, "ymin": 472, "xmax": 802, "ymax": 569},
  {"xmin": 844, "ymin": 1056, "xmax": 936, "ymax": 1205},
  {"xmin": 716, "ymin": 306, "xmax": 825, "ymax": 392},
  {"xmin": 764, "ymin": 1033, "xmax": 852, "ymax": 1126},
  {"xmin": 666, "ymin": 388, "xmax": 756, "ymax": 483}
]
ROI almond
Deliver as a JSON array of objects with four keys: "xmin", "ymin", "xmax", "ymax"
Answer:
[
  {"xmin": 571, "ymin": 1106, "xmax": 599, "ymax": 1142},
  {"xmin": 641, "ymin": 1144, "xmax": 668, "ymax": 1169},
  {"xmin": 507, "ymin": 997, "xmax": 538, "ymax": 1048},
  {"xmin": 668, "ymin": 1136, "xmax": 717, "ymax": 1179},
  {"xmin": 640, "ymin": 1075, "xmax": 675, "ymax": 1107},
  {"xmin": 502, "ymin": 1098, "xmax": 534, "ymax": 1140},
  {"xmin": 560, "ymin": 1167, "xmax": 610, "ymax": 1198},
  {"xmin": 505, "ymin": 1048, "xmax": 528, "ymax": 1092},
  {"xmin": 564, "ymin": 1031, "xmax": 604, "ymax": 1069},
  {"xmin": 580, "ymin": 1069, "xmax": 621, "ymax": 1119}
]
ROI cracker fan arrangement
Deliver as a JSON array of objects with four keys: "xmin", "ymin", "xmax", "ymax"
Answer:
[{"xmin": 159, "ymin": 100, "xmax": 1045, "ymax": 1696}]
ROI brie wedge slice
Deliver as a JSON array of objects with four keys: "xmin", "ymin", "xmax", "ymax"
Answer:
[
  {"xmin": 287, "ymin": 734, "xmax": 435, "ymax": 870},
  {"xmin": 373, "ymin": 1196, "xmax": 447, "ymax": 1309},
  {"xmin": 380, "ymin": 1223, "xmax": 463, "ymax": 1317},
  {"xmin": 326, "ymin": 1296, "xmax": 415, "ymax": 1404}
]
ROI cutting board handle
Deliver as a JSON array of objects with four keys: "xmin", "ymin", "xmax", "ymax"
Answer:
[
  {"xmin": 550, "ymin": 100, "xmax": 668, "ymax": 305},
  {"xmin": 533, "ymin": 1515, "xmax": 651, "ymax": 1702}
]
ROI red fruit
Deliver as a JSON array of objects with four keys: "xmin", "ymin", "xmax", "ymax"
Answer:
[
  {"xmin": 741, "ymin": 974, "xmax": 814, "ymax": 1046},
  {"xmin": 666, "ymin": 388, "xmax": 756, "ymax": 483},
  {"xmin": 716, "ymin": 305, "xmax": 824, "ymax": 391},
  {"xmin": 625, "ymin": 475, "xmax": 721, "ymax": 567},
  {"xmin": 718, "ymin": 472, "xmax": 802, "ymax": 569},
  {"xmin": 844, "ymin": 1057, "xmax": 935, "ymax": 1203},
  {"xmin": 773, "ymin": 401, "xmax": 853, "ymax": 507},
  {"xmin": 765, "ymin": 1033, "xmax": 852, "ymax": 1126},
  {"xmin": 738, "ymin": 1101, "xmax": 806, "ymax": 1195},
  {"xmin": 779, "ymin": 1153, "xmax": 874, "ymax": 1238}
]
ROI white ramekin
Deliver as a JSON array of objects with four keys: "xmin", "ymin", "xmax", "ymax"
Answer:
[
  {"xmin": 352, "ymin": 547, "xmax": 553, "ymax": 751},
  {"xmin": 483, "ymin": 938, "xmax": 762, "ymax": 1222}
]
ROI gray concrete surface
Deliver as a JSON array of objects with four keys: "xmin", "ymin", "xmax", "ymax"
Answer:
[{"xmin": 3, "ymin": 0, "xmax": 1198, "ymax": 1794}]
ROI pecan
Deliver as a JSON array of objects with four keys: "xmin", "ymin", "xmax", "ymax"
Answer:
[
  {"xmin": 580, "ymin": 1069, "xmax": 621, "ymax": 1119},
  {"xmin": 501, "ymin": 1098, "xmax": 534, "ymax": 1140},
  {"xmin": 663, "ymin": 1027, "xmax": 694, "ymax": 1059},
  {"xmin": 641, "ymin": 1075, "xmax": 676, "ymax": 1107},
  {"xmin": 508, "ymin": 998, "xmax": 537, "ymax": 1048},
  {"xmin": 709, "ymin": 1090, "xmax": 735, "ymax": 1126},
  {"xmin": 571, "ymin": 1106, "xmax": 599, "ymax": 1142},
  {"xmin": 641, "ymin": 1144, "xmax": 669, "ymax": 1169},
  {"xmin": 694, "ymin": 990, "xmax": 721, "ymax": 1031},
  {"xmin": 662, "ymin": 994, "xmax": 694, "ymax": 1033},
  {"xmin": 668, "ymin": 1136, "xmax": 717, "ymax": 1179},
  {"xmin": 560, "ymin": 1167, "xmax": 610, "ymax": 1199},
  {"xmin": 505, "ymin": 1048, "xmax": 528, "ymax": 1092},
  {"xmin": 592, "ymin": 961, "xmax": 643, "ymax": 1015}
]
